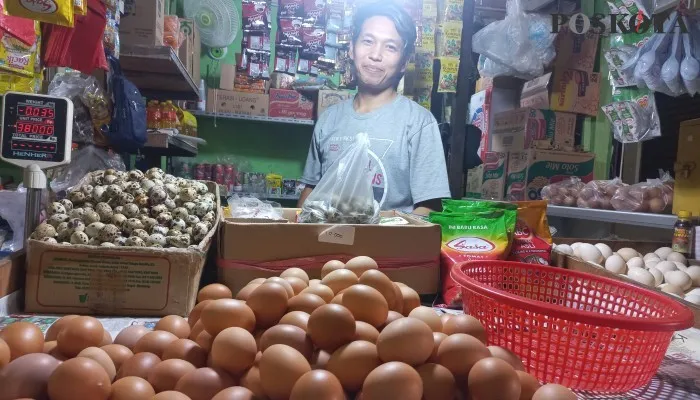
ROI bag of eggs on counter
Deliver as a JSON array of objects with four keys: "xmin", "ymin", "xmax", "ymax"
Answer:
[
  {"xmin": 576, "ymin": 178, "xmax": 627, "ymax": 209},
  {"xmin": 611, "ymin": 175, "xmax": 673, "ymax": 214},
  {"xmin": 509, "ymin": 200, "xmax": 552, "ymax": 265},
  {"xmin": 540, "ymin": 177, "xmax": 585, "ymax": 207}
]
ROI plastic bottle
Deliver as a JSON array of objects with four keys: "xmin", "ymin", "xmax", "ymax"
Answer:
[
  {"xmin": 672, "ymin": 210, "xmax": 694, "ymax": 257},
  {"xmin": 147, "ymin": 100, "xmax": 161, "ymax": 129},
  {"xmin": 161, "ymin": 101, "xmax": 177, "ymax": 129}
]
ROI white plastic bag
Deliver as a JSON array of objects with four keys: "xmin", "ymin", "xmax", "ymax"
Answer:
[
  {"xmin": 48, "ymin": 145, "xmax": 126, "ymax": 198},
  {"xmin": 227, "ymin": 194, "xmax": 284, "ymax": 220},
  {"xmin": 299, "ymin": 133, "xmax": 380, "ymax": 224}
]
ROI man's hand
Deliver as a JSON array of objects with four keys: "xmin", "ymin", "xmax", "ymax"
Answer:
[
  {"xmin": 413, "ymin": 199, "xmax": 443, "ymax": 216},
  {"xmin": 297, "ymin": 186, "xmax": 315, "ymax": 208}
]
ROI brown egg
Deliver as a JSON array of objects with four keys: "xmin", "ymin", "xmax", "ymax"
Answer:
[
  {"xmin": 249, "ymin": 278, "xmax": 266, "ymax": 285},
  {"xmin": 101, "ymin": 330, "xmax": 113, "ymax": 346},
  {"xmin": 259, "ymin": 344, "xmax": 311, "ymax": 400},
  {"xmin": 322, "ymin": 269, "xmax": 359, "ymax": 294},
  {"xmin": 235, "ymin": 284, "xmax": 260, "ymax": 301},
  {"xmin": 260, "ymin": 324, "xmax": 313, "ymax": 360},
  {"xmin": 116, "ymin": 352, "xmax": 161, "ymax": 380},
  {"xmin": 532, "ymin": 384, "xmax": 576, "ymax": 400},
  {"xmin": 321, "ymin": 260, "xmax": 345, "ymax": 278},
  {"xmin": 210, "ymin": 327, "xmax": 258, "ymax": 375},
  {"xmin": 189, "ymin": 320, "xmax": 205, "ymax": 341},
  {"xmin": 155, "ymin": 316, "xmax": 191, "ymax": 339},
  {"xmin": 327, "ymin": 340, "xmax": 380, "ymax": 392},
  {"xmin": 247, "ymin": 282, "xmax": 290, "ymax": 328},
  {"xmin": 110, "ymin": 376, "xmax": 156, "ymax": 400},
  {"xmin": 187, "ymin": 300, "xmax": 213, "ymax": 327},
  {"xmin": 162, "ymin": 339, "xmax": 207, "ymax": 368},
  {"xmin": 266, "ymin": 277, "xmax": 295, "ymax": 298},
  {"xmin": 309, "ymin": 279, "xmax": 322, "ymax": 285},
  {"xmin": 355, "ymin": 321, "xmax": 380, "ymax": 343},
  {"xmin": 517, "ymin": 371, "xmax": 541, "ymax": 400},
  {"xmin": 253, "ymin": 329, "xmax": 265, "ymax": 349},
  {"xmin": 390, "ymin": 283, "xmax": 404, "ymax": 312},
  {"xmin": 290, "ymin": 370, "xmax": 345, "ymax": 400},
  {"xmin": 468, "ymin": 357, "xmax": 521, "ymax": 400},
  {"xmin": 440, "ymin": 313, "xmax": 452, "ymax": 327},
  {"xmin": 442, "ymin": 314, "xmax": 487, "ymax": 344},
  {"xmin": 47, "ymin": 357, "xmax": 112, "ymax": 400},
  {"xmin": 382, "ymin": 310, "xmax": 404, "ymax": 329},
  {"xmin": 211, "ymin": 386, "xmax": 257, "ymax": 400},
  {"xmin": 175, "ymin": 368, "xmax": 236, "ymax": 400},
  {"xmin": 0, "ymin": 353, "xmax": 60, "ymax": 400},
  {"xmin": 56, "ymin": 317, "xmax": 105, "ymax": 358},
  {"xmin": 239, "ymin": 366, "xmax": 265, "ymax": 398},
  {"xmin": 342, "ymin": 284, "xmax": 388, "ymax": 328},
  {"xmin": 133, "ymin": 331, "xmax": 178, "ymax": 358},
  {"xmin": 114, "ymin": 325, "xmax": 150, "ymax": 350},
  {"xmin": 43, "ymin": 340, "xmax": 58, "ymax": 354},
  {"xmin": 281, "ymin": 267, "xmax": 310, "ymax": 284},
  {"xmin": 147, "ymin": 359, "xmax": 196, "ymax": 392},
  {"xmin": 288, "ymin": 293, "xmax": 326, "ymax": 314},
  {"xmin": 308, "ymin": 304, "xmax": 356, "ymax": 352},
  {"xmin": 408, "ymin": 307, "xmax": 442, "ymax": 332},
  {"xmin": 285, "ymin": 277, "xmax": 308, "ymax": 295},
  {"xmin": 153, "ymin": 390, "xmax": 193, "ymax": 400},
  {"xmin": 200, "ymin": 299, "xmax": 257, "ymax": 335},
  {"xmin": 377, "ymin": 318, "xmax": 433, "ymax": 366},
  {"xmin": 437, "ymin": 333, "xmax": 490, "ymax": 383},
  {"xmin": 331, "ymin": 293, "xmax": 344, "ymax": 304},
  {"xmin": 197, "ymin": 284, "xmax": 233, "ymax": 302},
  {"xmin": 416, "ymin": 363, "xmax": 456, "ymax": 400},
  {"xmin": 0, "ymin": 321, "xmax": 45, "ymax": 360},
  {"xmin": 300, "ymin": 284, "xmax": 335, "ymax": 303},
  {"xmin": 359, "ymin": 269, "xmax": 397, "ymax": 310},
  {"xmin": 428, "ymin": 332, "xmax": 447, "ymax": 363},
  {"xmin": 362, "ymin": 361, "xmax": 422, "ymax": 400},
  {"xmin": 345, "ymin": 256, "xmax": 378, "ymax": 276},
  {"xmin": 45, "ymin": 315, "xmax": 79, "ymax": 341},
  {"xmin": 77, "ymin": 347, "xmax": 117, "ymax": 382},
  {"xmin": 489, "ymin": 346, "xmax": 526, "ymax": 371},
  {"xmin": 0, "ymin": 338, "xmax": 9, "ymax": 368},
  {"xmin": 399, "ymin": 286, "xmax": 420, "ymax": 316},
  {"xmin": 101, "ymin": 344, "xmax": 133, "ymax": 371},
  {"xmin": 194, "ymin": 330, "xmax": 214, "ymax": 352},
  {"xmin": 279, "ymin": 311, "xmax": 310, "ymax": 332}
]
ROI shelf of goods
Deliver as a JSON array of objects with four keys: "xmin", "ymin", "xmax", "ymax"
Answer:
[
  {"xmin": 142, "ymin": 132, "xmax": 199, "ymax": 158},
  {"xmin": 547, "ymin": 205, "xmax": 677, "ymax": 230},
  {"xmin": 192, "ymin": 111, "xmax": 316, "ymax": 126},
  {"xmin": 119, "ymin": 45, "xmax": 199, "ymax": 100}
]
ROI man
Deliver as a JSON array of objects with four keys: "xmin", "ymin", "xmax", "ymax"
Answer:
[{"xmin": 298, "ymin": 1, "xmax": 451, "ymax": 215}]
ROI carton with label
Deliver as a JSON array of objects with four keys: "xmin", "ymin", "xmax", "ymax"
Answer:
[
  {"xmin": 178, "ymin": 18, "xmax": 201, "ymax": 81},
  {"xmin": 480, "ymin": 151, "xmax": 508, "ymax": 200},
  {"xmin": 505, "ymin": 149, "xmax": 595, "ymax": 201},
  {"xmin": 555, "ymin": 27, "xmax": 599, "ymax": 73},
  {"xmin": 492, "ymin": 108, "xmax": 576, "ymax": 152},
  {"xmin": 317, "ymin": 90, "xmax": 354, "ymax": 117},
  {"xmin": 268, "ymin": 89, "xmax": 314, "ymax": 119},
  {"xmin": 520, "ymin": 70, "xmax": 600, "ymax": 117},
  {"xmin": 206, "ymin": 89, "xmax": 269, "ymax": 116},
  {"xmin": 120, "ymin": 0, "xmax": 165, "ymax": 47},
  {"xmin": 465, "ymin": 165, "xmax": 484, "ymax": 199},
  {"xmin": 468, "ymin": 77, "xmax": 522, "ymax": 160}
]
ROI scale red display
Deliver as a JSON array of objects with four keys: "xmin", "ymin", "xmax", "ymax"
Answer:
[{"xmin": 12, "ymin": 103, "xmax": 58, "ymax": 152}]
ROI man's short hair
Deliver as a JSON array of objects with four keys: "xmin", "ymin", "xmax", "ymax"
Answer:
[{"xmin": 352, "ymin": 2, "xmax": 417, "ymax": 62}]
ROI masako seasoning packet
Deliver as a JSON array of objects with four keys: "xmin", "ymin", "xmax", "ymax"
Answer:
[{"xmin": 509, "ymin": 200, "xmax": 553, "ymax": 265}]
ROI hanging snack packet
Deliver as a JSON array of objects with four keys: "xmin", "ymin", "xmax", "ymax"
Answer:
[
  {"xmin": 274, "ymin": 48, "xmax": 297, "ymax": 74},
  {"xmin": 74, "ymin": 0, "xmax": 87, "ymax": 15},
  {"xmin": 243, "ymin": 31, "xmax": 271, "ymax": 51},
  {"xmin": 437, "ymin": 57, "xmax": 459, "ymax": 92},
  {"xmin": 601, "ymin": 86, "xmax": 660, "ymax": 143},
  {"xmin": 439, "ymin": 0, "xmax": 463, "ymax": 22},
  {"xmin": 429, "ymin": 210, "xmax": 514, "ymax": 307},
  {"xmin": 242, "ymin": 0, "xmax": 269, "ymax": 32},
  {"xmin": 303, "ymin": 0, "xmax": 326, "ymax": 26},
  {"xmin": 301, "ymin": 25, "xmax": 326, "ymax": 58},
  {"xmin": 280, "ymin": 0, "xmax": 304, "ymax": 18},
  {"xmin": 508, "ymin": 201, "xmax": 553, "ymax": 265},
  {"xmin": 0, "ymin": 22, "xmax": 39, "ymax": 78},
  {"xmin": 5, "ymin": 0, "xmax": 74, "ymax": 27},
  {"xmin": 246, "ymin": 49, "xmax": 270, "ymax": 79},
  {"xmin": 278, "ymin": 18, "xmax": 303, "ymax": 48},
  {"xmin": 437, "ymin": 22, "xmax": 462, "ymax": 57}
]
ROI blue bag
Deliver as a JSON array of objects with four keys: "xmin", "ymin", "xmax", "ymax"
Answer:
[{"xmin": 108, "ymin": 55, "xmax": 147, "ymax": 152}]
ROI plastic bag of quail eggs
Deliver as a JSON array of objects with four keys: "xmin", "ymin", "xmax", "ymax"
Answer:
[
  {"xmin": 299, "ymin": 133, "xmax": 381, "ymax": 225},
  {"xmin": 0, "ymin": 190, "xmax": 28, "ymax": 251},
  {"xmin": 48, "ymin": 145, "xmax": 126, "ymax": 199}
]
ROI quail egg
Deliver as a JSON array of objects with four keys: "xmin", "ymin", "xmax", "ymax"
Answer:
[
  {"xmin": 58, "ymin": 199, "xmax": 74, "ymax": 212},
  {"xmin": 131, "ymin": 194, "xmax": 147, "ymax": 208},
  {"xmin": 164, "ymin": 175, "xmax": 177, "ymax": 184},
  {"xmin": 151, "ymin": 204, "xmax": 168, "ymax": 217},
  {"xmin": 193, "ymin": 222, "xmax": 209, "ymax": 242},
  {"xmin": 101, "ymin": 242, "xmax": 117, "ymax": 247},
  {"xmin": 124, "ymin": 236, "xmax": 144, "ymax": 247},
  {"xmin": 180, "ymin": 188, "xmax": 198, "ymax": 202},
  {"xmin": 123, "ymin": 203, "xmax": 140, "ymax": 218},
  {"xmin": 67, "ymin": 218, "xmax": 86, "ymax": 233},
  {"xmin": 70, "ymin": 231, "xmax": 90, "ymax": 245},
  {"xmin": 151, "ymin": 225, "xmax": 169, "ymax": 236},
  {"xmin": 103, "ymin": 174, "xmax": 118, "ymax": 185},
  {"xmin": 186, "ymin": 215, "xmax": 200, "ymax": 225},
  {"xmin": 98, "ymin": 224, "xmax": 121, "ymax": 243},
  {"xmin": 106, "ymin": 184, "xmax": 123, "ymax": 198},
  {"xmin": 91, "ymin": 172, "xmax": 104, "ymax": 186},
  {"xmin": 140, "ymin": 179, "xmax": 156, "ymax": 191},
  {"xmin": 92, "ymin": 185, "xmax": 107, "ymax": 202},
  {"xmin": 164, "ymin": 184, "xmax": 179, "ymax": 199},
  {"xmin": 69, "ymin": 208, "xmax": 86, "ymax": 220},
  {"xmin": 146, "ymin": 233, "xmax": 167, "ymax": 247},
  {"xmin": 116, "ymin": 171, "xmax": 128, "ymax": 180},
  {"xmin": 48, "ymin": 202, "xmax": 66, "ymax": 215},
  {"xmin": 56, "ymin": 221, "xmax": 69, "ymax": 234},
  {"xmin": 95, "ymin": 203, "xmax": 113, "ymax": 220},
  {"xmin": 183, "ymin": 202, "xmax": 196, "ymax": 213},
  {"xmin": 171, "ymin": 218, "xmax": 187, "ymax": 231},
  {"xmin": 156, "ymin": 212, "xmax": 173, "ymax": 225},
  {"xmin": 83, "ymin": 210, "xmax": 101, "ymax": 224},
  {"xmin": 193, "ymin": 202, "xmax": 209, "ymax": 217},
  {"xmin": 112, "ymin": 213, "xmax": 127, "ymax": 229},
  {"xmin": 33, "ymin": 223, "xmax": 57, "ymax": 239},
  {"xmin": 131, "ymin": 229, "xmax": 150, "ymax": 241},
  {"xmin": 142, "ymin": 217, "xmax": 158, "ymax": 231},
  {"xmin": 114, "ymin": 236, "xmax": 128, "ymax": 246},
  {"xmin": 203, "ymin": 221, "xmax": 213, "ymax": 231},
  {"xmin": 57, "ymin": 230, "xmax": 72, "ymax": 243},
  {"xmin": 113, "ymin": 205, "xmax": 124, "ymax": 215},
  {"xmin": 194, "ymin": 182, "xmax": 209, "ymax": 195},
  {"xmin": 48, "ymin": 213, "xmax": 69, "ymax": 227},
  {"xmin": 145, "ymin": 167, "xmax": 164, "ymax": 180},
  {"xmin": 167, "ymin": 234, "xmax": 191, "ymax": 248},
  {"xmin": 184, "ymin": 226, "xmax": 193, "ymax": 236},
  {"xmin": 128, "ymin": 170, "xmax": 145, "ymax": 181},
  {"xmin": 82, "ymin": 202, "xmax": 95, "ymax": 211},
  {"xmin": 152, "ymin": 179, "xmax": 164, "ymax": 187},
  {"xmin": 88, "ymin": 237, "xmax": 101, "ymax": 246},
  {"xmin": 123, "ymin": 218, "xmax": 144, "ymax": 235},
  {"xmin": 125, "ymin": 181, "xmax": 141, "ymax": 194},
  {"xmin": 41, "ymin": 237, "xmax": 58, "ymax": 244},
  {"xmin": 69, "ymin": 190, "xmax": 86, "ymax": 204},
  {"xmin": 81, "ymin": 184, "xmax": 94, "ymax": 196},
  {"xmin": 104, "ymin": 168, "xmax": 117, "ymax": 176},
  {"xmin": 202, "ymin": 211, "xmax": 215, "ymax": 223},
  {"xmin": 169, "ymin": 228, "xmax": 182, "ymax": 236},
  {"xmin": 139, "ymin": 207, "xmax": 150, "ymax": 216},
  {"xmin": 118, "ymin": 193, "xmax": 135, "ymax": 206},
  {"xmin": 164, "ymin": 198, "xmax": 177, "ymax": 210},
  {"xmin": 177, "ymin": 178, "xmax": 189, "ymax": 188},
  {"xmin": 203, "ymin": 193, "xmax": 216, "ymax": 202},
  {"xmin": 149, "ymin": 187, "xmax": 169, "ymax": 206},
  {"xmin": 173, "ymin": 207, "xmax": 189, "ymax": 220},
  {"xmin": 85, "ymin": 222, "xmax": 105, "ymax": 238}
]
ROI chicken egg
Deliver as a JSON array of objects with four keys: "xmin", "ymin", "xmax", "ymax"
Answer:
[
  {"xmin": 289, "ymin": 370, "xmax": 345, "ymax": 400},
  {"xmin": 359, "ymin": 269, "xmax": 398, "ymax": 309},
  {"xmin": 399, "ymin": 285, "xmax": 421, "ymax": 316},
  {"xmin": 247, "ymin": 283, "xmax": 290, "ymax": 328},
  {"xmin": 321, "ymin": 260, "xmax": 345, "ymax": 278},
  {"xmin": 308, "ymin": 304, "xmax": 356, "ymax": 352},
  {"xmin": 197, "ymin": 283, "xmax": 233, "ymax": 302},
  {"xmin": 342, "ymin": 284, "xmax": 389, "ymax": 328},
  {"xmin": 299, "ymin": 284, "xmax": 335, "ymax": 303},
  {"xmin": 594, "ymin": 243, "xmax": 613, "ymax": 259},
  {"xmin": 355, "ymin": 321, "xmax": 380, "ymax": 343},
  {"xmin": 200, "ymin": 299, "xmax": 256, "ymax": 335},
  {"xmin": 45, "ymin": 315, "xmax": 79, "ymax": 341},
  {"xmin": 47, "ymin": 357, "xmax": 112, "ymax": 400},
  {"xmin": 162, "ymin": 338, "xmax": 208, "ymax": 368},
  {"xmin": 377, "ymin": 318, "xmax": 433, "ymax": 366},
  {"xmin": 362, "ymin": 361, "xmax": 423, "ymax": 400},
  {"xmin": 211, "ymin": 386, "xmax": 258, "ymax": 400},
  {"xmin": 260, "ymin": 324, "xmax": 313, "ymax": 360},
  {"xmin": 280, "ymin": 267, "xmax": 310, "ymax": 284},
  {"xmin": 0, "ymin": 322, "xmax": 44, "ymax": 360},
  {"xmin": 604, "ymin": 254, "xmax": 627, "ymax": 274},
  {"xmin": 517, "ymin": 370, "xmax": 542, "ymax": 400},
  {"xmin": 288, "ymin": 293, "xmax": 327, "ymax": 314},
  {"xmin": 468, "ymin": 357, "xmax": 521, "ymax": 400},
  {"xmin": 437, "ymin": 333, "xmax": 490, "ymax": 382},
  {"xmin": 152, "ymin": 390, "xmax": 193, "ymax": 400},
  {"xmin": 345, "ymin": 255, "xmax": 379, "ymax": 276},
  {"xmin": 155, "ymin": 315, "xmax": 191, "ymax": 339},
  {"xmin": 441, "ymin": 314, "xmax": 487, "ymax": 343},
  {"xmin": 279, "ymin": 311, "xmax": 311, "ymax": 332},
  {"xmin": 187, "ymin": 300, "xmax": 213, "ymax": 327},
  {"xmin": 416, "ymin": 363, "xmax": 456, "ymax": 400},
  {"xmin": 408, "ymin": 306, "xmax": 443, "ymax": 332},
  {"xmin": 326, "ymin": 340, "xmax": 380, "ymax": 392},
  {"xmin": 322, "ymin": 269, "xmax": 360, "ymax": 294},
  {"xmin": 209, "ymin": 327, "xmax": 259, "ymax": 375},
  {"xmin": 110, "ymin": 377, "xmax": 156, "ymax": 400},
  {"xmin": 259, "ymin": 344, "xmax": 312, "ymax": 400},
  {"xmin": 174, "ymin": 367, "xmax": 236, "ymax": 400},
  {"xmin": 115, "ymin": 352, "xmax": 162, "ymax": 380},
  {"xmin": 0, "ymin": 353, "xmax": 61, "ymax": 400},
  {"xmin": 147, "ymin": 359, "xmax": 196, "ymax": 393},
  {"xmin": 133, "ymin": 330, "xmax": 178, "ymax": 357},
  {"xmin": 533, "ymin": 383, "xmax": 577, "ymax": 400},
  {"xmin": 488, "ymin": 346, "xmax": 526, "ymax": 371},
  {"xmin": 77, "ymin": 347, "xmax": 117, "ymax": 381},
  {"xmin": 114, "ymin": 325, "xmax": 150, "ymax": 350}
]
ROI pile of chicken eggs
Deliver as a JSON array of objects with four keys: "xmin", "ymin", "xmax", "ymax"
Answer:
[
  {"xmin": 0, "ymin": 256, "xmax": 577, "ymax": 400},
  {"xmin": 30, "ymin": 168, "xmax": 217, "ymax": 249},
  {"xmin": 555, "ymin": 243, "xmax": 700, "ymax": 305}
]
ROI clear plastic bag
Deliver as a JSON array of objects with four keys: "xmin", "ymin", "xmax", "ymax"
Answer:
[
  {"xmin": 299, "ymin": 133, "xmax": 380, "ymax": 224},
  {"xmin": 601, "ymin": 87, "xmax": 661, "ymax": 143},
  {"xmin": 227, "ymin": 194, "xmax": 284, "ymax": 220},
  {"xmin": 577, "ymin": 178, "xmax": 627, "ymax": 209},
  {"xmin": 48, "ymin": 71, "xmax": 105, "ymax": 144},
  {"xmin": 611, "ymin": 176, "xmax": 673, "ymax": 213},
  {"xmin": 0, "ymin": 190, "xmax": 28, "ymax": 251},
  {"xmin": 48, "ymin": 145, "xmax": 126, "ymax": 199},
  {"xmin": 541, "ymin": 177, "xmax": 584, "ymax": 207}
]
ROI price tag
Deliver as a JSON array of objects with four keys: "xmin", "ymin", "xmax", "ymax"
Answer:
[{"xmin": 318, "ymin": 225, "xmax": 355, "ymax": 246}]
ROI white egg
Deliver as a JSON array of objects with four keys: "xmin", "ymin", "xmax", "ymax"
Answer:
[
  {"xmin": 571, "ymin": 242, "xmax": 583, "ymax": 251},
  {"xmin": 627, "ymin": 257, "xmax": 645, "ymax": 269},
  {"xmin": 659, "ymin": 283, "xmax": 685, "ymax": 297},
  {"xmin": 666, "ymin": 252, "xmax": 687, "ymax": 265},
  {"xmin": 617, "ymin": 248, "xmax": 640, "ymax": 262},
  {"xmin": 555, "ymin": 244, "xmax": 574, "ymax": 255},
  {"xmin": 643, "ymin": 253, "xmax": 661, "ymax": 262},
  {"xmin": 655, "ymin": 261, "xmax": 678, "ymax": 274},
  {"xmin": 648, "ymin": 267, "xmax": 664, "ymax": 286},
  {"xmin": 664, "ymin": 270, "xmax": 692, "ymax": 291},
  {"xmin": 594, "ymin": 243, "xmax": 613, "ymax": 259},
  {"xmin": 627, "ymin": 267, "xmax": 655, "ymax": 286},
  {"xmin": 645, "ymin": 259, "xmax": 660, "ymax": 269},
  {"xmin": 684, "ymin": 294, "xmax": 700, "ymax": 305},
  {"xmin": 577, "ymin": 243, "xmax": 604, "ymax": 264},
  {"xmin": 674, "ymin": 261, "xmax": 688, "ymax": 271},
  {"xmin": 655, "ymin": 247, "xmax": 673, "ymax": 260},
  {"xmin": 684, "ymin": 266, "xmax": 700, "ymax": 287},
  {"xmin": 605, "ymin": 254, "xmax": 627, "ymax": 274}
]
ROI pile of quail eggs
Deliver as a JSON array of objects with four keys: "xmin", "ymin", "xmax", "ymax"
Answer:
[{"xmin": 31, "ymin": 168, "xmax": 217, "ymax": 249}]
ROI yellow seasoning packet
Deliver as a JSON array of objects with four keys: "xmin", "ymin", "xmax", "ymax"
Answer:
[
  {"xmin": 5, "ymin": 0, "xmax": 75, "ymax": 27},
  {"xmin": 437, "ymin": 21, "xmax": 462, "ymax": 57},
  {"xmin": 74, "ymin": 0, "xmax": 86, "ymax": 15},
  {"xmin": 438, "ymin": 57, "xmax": 459, "ymax": 93},
  {"xmin": 0, "ymin": 23, "xmax": 39, "ymax": 78},
  {"xmin": 414, "ymin": 50, "xmax": 434, "ymax": 89}
]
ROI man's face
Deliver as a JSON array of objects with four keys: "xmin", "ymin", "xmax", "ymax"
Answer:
[{"xmin": 350, "ymin": 16, "xmax": 407, "ymax": 92}]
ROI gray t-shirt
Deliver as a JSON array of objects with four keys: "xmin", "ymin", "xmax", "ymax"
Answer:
[{"xmin": 300, "ymin": 95, "xmax": 451, "ymax": 213}]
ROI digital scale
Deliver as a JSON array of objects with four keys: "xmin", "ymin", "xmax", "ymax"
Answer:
[{"xmin": 0, "ymin": 92, "xmax": 73, "ymax": 241}]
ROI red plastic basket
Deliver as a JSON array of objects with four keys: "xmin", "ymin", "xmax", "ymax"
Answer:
[{"xmin": 451, "ymin": 261, "xmax": 694, "ymax": 393}]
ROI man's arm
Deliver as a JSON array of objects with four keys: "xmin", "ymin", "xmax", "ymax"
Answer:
[
  {"xmin": 409, "ymin": 119, "xmax": 452, "ymax": 212},
  {"xmin": 298, "ymin": 119, "xmax": 324, "ymax": 207},
  {"xmin": 413, "ymin": 199, "xmax": 442, "ymax": 216},
  {"xmin": 297, "ymin": 186, "xmax": 314, "ymax": 208}
]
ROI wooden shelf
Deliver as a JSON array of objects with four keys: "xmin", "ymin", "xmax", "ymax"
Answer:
[
  {"xmin": 120, "ymin": 45, "xmax": 199, "ymax": 100},
  {"xmin": 192, "ymin": 111, "xmax": 315, "ymax": 126},
  {"xmin": 142, "ymin": 132, "xmax": 199, "ymax": 158}
]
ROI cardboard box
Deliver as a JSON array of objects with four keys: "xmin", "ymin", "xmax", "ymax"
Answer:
[
  {"xmin": 504, "ymin": 149, "xmax": 595, "ymax": 201},
  {"xmin": 0, "ymin": 251, "xmax": 25, "ymax": 298},
  {"xmin": 468, "ymin": 77, "xmax": 522, "ymax": 160},
  {"xmin": 178, "ymin": 18, "xmax": 200, "ymax": 81},
  {"xmin": 465, "ymin": 165, "xmax": 484, "ymax": 199},
  {"xmin": 492, "ymin": 108, "xmax": 576, "ymax": 152},
  {"xmin": 217, "ymin": 209, "xmax": 441, "ymax": 295},
  {"xmin": 520, "ymin": 70, "xmax": 601, "ymax": 117},
  {"xmin": 481, "ymin": 152, "xmax": 507, "ymax": 201},
  {"xmin": 219, "ymin": 64, "xmax": 236, "ymax": 91},
  {"xmin": 24, "ymin": 184, "xmax": 220, "ymax": 317},
  {"xmin": 317, "ymin": 90, "xmax": 354, "ymax": 117},
  {"xmin": 268, "ymin": 89, "xmax": 314, "ymax": 119},
  {"xmin": 673, "ymin": 118, "xmax": 700, "ymax": 216},
  {"xmin": 120, "ymin": 0, "xmax": 164, "ymax": 47},
  {"xmin": 555, "ymin": 27, "xmax": 599, "ymax": 73},
  {"xmin": 206, "ymin": 89, "xmax": 268, "ymax": 116}
]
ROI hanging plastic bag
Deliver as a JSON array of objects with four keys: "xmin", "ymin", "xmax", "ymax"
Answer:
[
  {"xmin": 660, "ymin": 27, "xmax": 684, "ymax": 96},
  {"xmin": 48, "ymin": 145, "xmax": 125, "ymax": 198},
  {"xmin": 634, "ymin": 13, "xmax": 677, "ymax": 92},
  {"xmin": 601, "ymin": 86, "xmax": 661, "ymax": 143},
  {"xmin": 5, "ymin": 0, "xmax": 74, "ymax": 27},
  {"xmin": 681, "ymin": 16, "xmax": 700, "ymax": 95},
  {"xmin": 299, "ymin": 133, "xmax": 381, "ymax": 224}
]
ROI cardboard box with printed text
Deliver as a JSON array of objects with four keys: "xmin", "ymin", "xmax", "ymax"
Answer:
[
  {"xmin": 206, "ymin": 89, "xmax": 269, "ymax": 116},
  {"xmin": 120, "ymin": 0, "xmax": 165, "ymax": 47}
]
